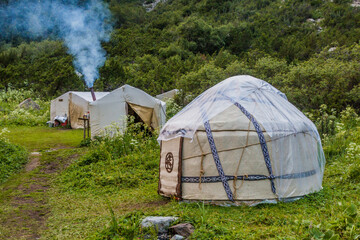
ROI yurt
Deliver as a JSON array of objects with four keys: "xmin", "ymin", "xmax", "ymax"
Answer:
[
  {"xmin": 89, "ymin": 85, "xmax": 166, "ymax": 137},
  {"xmin": 50, "ymin": 91, "xmax": 109, "ymax": 129},
  {"xmin": 158, "ymin": 75, "xmax": 325, "ymax": 203}
]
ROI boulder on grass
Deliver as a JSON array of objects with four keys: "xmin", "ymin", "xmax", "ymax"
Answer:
[
  {"xmin": 171, "ymin": 234, "xmax": 185, "ymax": 240},
  {"xmin": 169, "ymin": 223, "xmax": 194, "ymax": 238},
  {"xmin": 141, "ymin": 216, "xmax": 178, "ymax": 233},
  {"xmin": 18, "ymin": 98, "xmax": 40, "ymax": 110}
]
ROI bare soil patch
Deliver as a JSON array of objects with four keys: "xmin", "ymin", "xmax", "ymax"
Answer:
[
  {"xmin": 128, "ymin": 199, "xmax": 169, "ymax": 211},
  {"xmin": 25, "ymin": 152, "xmax": 41, "ymax": 172}
]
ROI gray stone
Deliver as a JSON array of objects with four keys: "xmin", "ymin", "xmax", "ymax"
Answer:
[
  {"xmin": 18, "ymin": 98, "xmax": 40, "ymax": 110},
  {"xmin": 351, "ymin": 0, "xmax": 360, "ymax": 7},
  {"xmin": 306, "ymin": 18, "xmax": 315, "ymax": 23},
  {"xmin": 169, "ymin": 223, "xmax": 194, "ymax": 238},
  {"xmin": 171, "ymin": 234, "xmax": 185, "ymax": 240},
  {"xmin": 141, "ymin": 216, "xmax": 178, "ymax": 233}
]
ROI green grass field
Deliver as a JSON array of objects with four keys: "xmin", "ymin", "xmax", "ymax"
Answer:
[
  {"xmin": 1, "ymin": 126, "xmax": 83, "ymax": 150},
  {"xmin": 0, "ymin": 124, "xmax": 359, "ymax": 239}
]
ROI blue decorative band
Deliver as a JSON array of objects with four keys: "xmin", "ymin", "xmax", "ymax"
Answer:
[
  {"xmin": 203, "ymin": 120, "xmax": 234, "ymax": 201},
  {"xmin": 181, "ymin": 169, "xmax": 317, "ymax": 183},
  {"xmin": 220, "ymin": 94, "xmax": 276, "ymax": 194}
]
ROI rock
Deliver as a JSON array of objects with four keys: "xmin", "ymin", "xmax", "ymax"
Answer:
[
  {"xmin": 351, "ymin": 0, "xmax": 360, "ymax": 7},
  {"xmin": 18, "ymin": 98, "xmax": 40, "ymax": 110},
  {"xmin": 141, "ymin": 216, "xmax": 178, "ymax": 233},
  {"xmin": 306, "ymin": 18, "xmax": 315, "ymax": 23},
  {"xmin": 171, "ymin": 234, "xmax": 185, "ymax": 240},
  {"xmin": 169, "ymin": 223, "xmax": 194, "ymax": 238},
  {"xmin": 157, "ymin": 232, "xmax": 169, "ymax": 240}
]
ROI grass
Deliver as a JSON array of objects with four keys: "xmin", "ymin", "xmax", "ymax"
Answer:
[
  {"xmin": 1, "ymin": 126, "xmax": 83, "ymax": 151},
  {"xmin": 0, "ymin": 120, "xmax": 359, "ymax": 239},
  {"xmin": 46, "ymin": 123, "xmax": 359, "ymax": 239},
  {"xmin": 0, "ymin": 138, "xmax": 28, "ymax": 184},
  {"xmin": 0, "ymin": 126, "xmax": 85, "ymax": 239}
]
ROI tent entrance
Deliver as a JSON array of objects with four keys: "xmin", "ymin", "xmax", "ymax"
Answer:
[
  {"xmin": 126, "ymin": 102, "xmax": 154, "ymax": 128},
  {"xmin": 158, "ymin": 137, "xmax": 183, "ymax": 198}
]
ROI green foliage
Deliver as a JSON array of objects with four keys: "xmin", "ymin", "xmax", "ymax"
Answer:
[
  {"xmin": 165, "ymin": 98, "xmax": 182, "ymax": 119},
  {"xmin": 320, "ymin": 106, "xmax": 360, "ymax": 162},
  {"xmin": 282, "ymin": 44, "xmax": 360, "ymax": 111},
  {"xmin": 306, "ymin": 203, "xmax": 358, "ymax": 240},
  {"xmin": 60, "ymin": 119, "xmax": 159, "ymax": 193},
  {"xmin": 90, "ymin": 211, "xmax": 146, "ymax": 240},
  {"xmin": 0, "ymin": 0, "xmax": 359, "ymax": 113},
  {"xmin": 0, "ymin": 128, "xmax": 28, "ymax": 183},
  {"xmin": 0, "ymin": 89, "xmax": 49, "ymax": 126},
  {"xmin": 79, "ymin": 138, "xmax": 92, "ymax": 147},
  {"xmin": 306, "ymin": 104, "xmax": 337, "ymax": 137}
]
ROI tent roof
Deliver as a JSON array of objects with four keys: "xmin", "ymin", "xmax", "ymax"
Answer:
[
  {"xmin": 156, "ymin": 89, "xmax": 179, "ymax": 100},
  {"xmin": 52, "ymin": 91, "xmax": 109, "ymax": 102},
  {"xmin": 94, "ymin": 84, "xmax": 165, "ymax": 106},
  {"xmin": 69, "ymin": 91, "xmax": 109, "ymax": 102}
]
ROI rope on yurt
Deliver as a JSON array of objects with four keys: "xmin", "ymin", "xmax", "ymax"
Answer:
[
  {"xmin": 219, "ymin": 93, "xmax": 277, "ymax": 195},
  {"xmin": 195, "ymin": 132, "xmax": 205, "ymax": 190},
  {"xmin": 183, "ymin": 131, "xmax": 316, "ymax": 161},
  {"xmin": 233, "ymin": 120, "xmax": 251, "ymax": 198}
]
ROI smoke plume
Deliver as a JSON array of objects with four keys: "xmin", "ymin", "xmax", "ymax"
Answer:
[{"xmin": 0, "ymin": 0, "xmax": 112, "ymax": 87}]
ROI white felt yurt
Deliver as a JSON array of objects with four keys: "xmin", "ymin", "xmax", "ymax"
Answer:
[
  {"xmin": 89, "ymin": 85, "xmax": 166, "ymax": 137},
  {"xmin": 50, "ymin": 91, "xmax": 109, "ymax": 129},
  {"xmin": 158, "ymin": 75, "xmax": 325, "ymax": 203}
]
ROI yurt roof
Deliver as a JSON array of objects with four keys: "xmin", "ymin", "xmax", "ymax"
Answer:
[{"xmin": 158, "ymin": 75, "xmax": 320, "ymax": 142}]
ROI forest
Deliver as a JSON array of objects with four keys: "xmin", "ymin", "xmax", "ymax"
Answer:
[{"xmin": 0, "ymin": 0, "xmax": 359, "ymax": 112}]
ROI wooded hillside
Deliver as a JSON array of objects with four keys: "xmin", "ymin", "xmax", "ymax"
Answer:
[{"xmin": 0, "ymin": 0, "xmax": 359, "ymax": 111}]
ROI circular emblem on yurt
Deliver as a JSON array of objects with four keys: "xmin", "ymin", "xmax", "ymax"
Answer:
[{"xmin": 165, "ymin": 152, "xmax": 174, "ymax": 173}]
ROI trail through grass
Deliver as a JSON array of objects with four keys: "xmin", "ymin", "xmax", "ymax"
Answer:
[{"xmin": 0, "ymin": 126, "xmax": 84, "ymax": 239}]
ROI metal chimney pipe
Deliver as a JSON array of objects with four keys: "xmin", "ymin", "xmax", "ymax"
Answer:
[{"xmin": 90, "ymin": 87, "xmax": 96, "ymax": 101}]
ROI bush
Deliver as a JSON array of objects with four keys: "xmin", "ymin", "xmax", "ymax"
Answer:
[
  {"xmin": 165, "ymin": 98, "xmax": 182, "ymax": 119},
  {"xmin": 59, "ymin": 119, "xmax": 160, "ymax": 193},
  {"xmin": 0, "ymin": 89, "xmax": 49, "ymax": 126},
  {"xmin": 0, "ymin": 128, "xmax": 28, "ymax": 183}
]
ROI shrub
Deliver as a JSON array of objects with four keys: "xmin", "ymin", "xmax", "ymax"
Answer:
[
  {"xmin": 59, "ymin": 118, "xmax": 160, "ymax": 193},
  {"xmin": 165, "ymin": 98, "xmax": 182, "ymax": 120},
  {"xmin": 90, "ymin": 211, "xmax": 147, "ymax": 240},
  {"xmin": 0, "ymin": 89, "xmax": 49, "ymax": 126},
  {"xmin": 0, "ymin": 128, "xmax": 28, "ymax": 183}
]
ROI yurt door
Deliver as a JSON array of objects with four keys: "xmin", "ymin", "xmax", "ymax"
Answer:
[{"xmin": 158, "ymin": 137, "xmax": 183, "ymax": 198}]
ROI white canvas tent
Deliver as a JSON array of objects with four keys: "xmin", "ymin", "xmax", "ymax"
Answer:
[
  {"xmin": 50, "ymin": 91, "xmax": 109, "ymax": 129},
  {"xmin": 156, "ymin": 89, "xmax": 179, "ymax": 101},
  {"xmin": 89, "ymin": 85, "xmax": 166, "ymax": 137},
  {"xmin": 158, "ymin": 75, "xmax": 325, "ymax": 203}
]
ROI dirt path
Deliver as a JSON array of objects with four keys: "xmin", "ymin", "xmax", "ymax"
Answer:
[{"xmin": 0, "ymin": 147, "xmax": 78, "ymax": 240}]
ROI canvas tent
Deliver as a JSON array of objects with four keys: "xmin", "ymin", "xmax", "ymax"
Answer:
[
  {"xmin": 89, "ymin": 85, "xmax": 166, "ymax": 137},
  {"xmin": 158, "ymin": 75, "xmax": 325, "ymax": 202},
  {"xmin": 50, "ymin": 91, "xmax": 109, "ymax": 129},
  {"xmin": 156, "ymin": 89, "xmax": 179, "ymax": 101}
]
